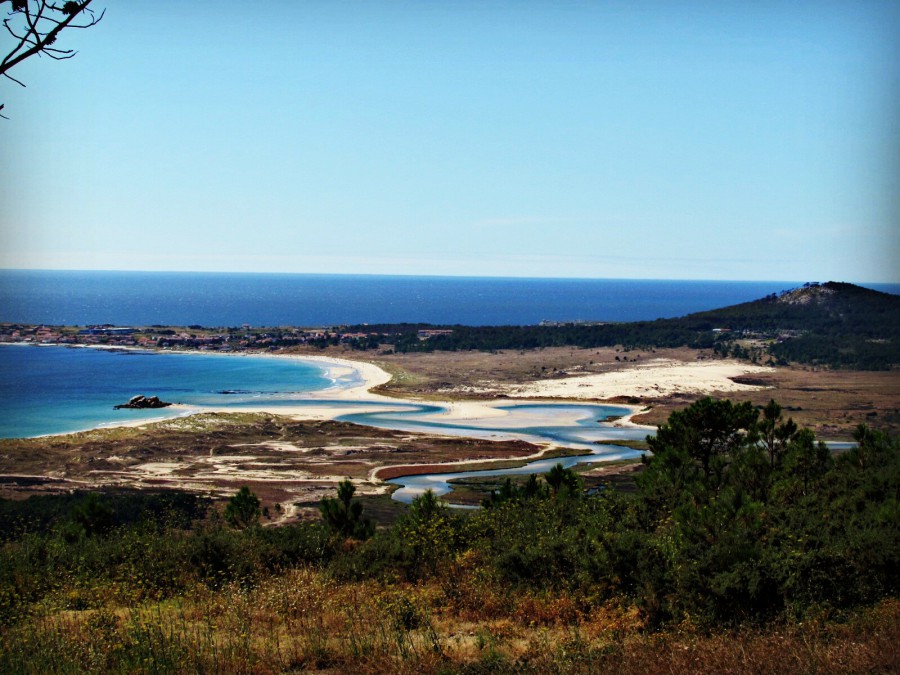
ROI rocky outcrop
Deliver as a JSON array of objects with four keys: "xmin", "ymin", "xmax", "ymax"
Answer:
[{"xmin": 114, "ymin": 395, "xmax": 172, "ymax": 410}]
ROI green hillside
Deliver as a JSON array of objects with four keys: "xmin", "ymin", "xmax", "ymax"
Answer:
[
  {"xmin": 350, "ymin": 282, "xmax": 899, "ymax": 370},
  {"xmin": 693, "ymin": 282, "xmax": 900, "ymax": 369}
]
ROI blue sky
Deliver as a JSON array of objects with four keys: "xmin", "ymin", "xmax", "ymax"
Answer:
[{"xmin": 2, "ymin": 1, "xmax": 897, "ymax": 282}]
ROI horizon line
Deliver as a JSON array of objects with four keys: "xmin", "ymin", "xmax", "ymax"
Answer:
[{"xmin": 2, "ymin": 266, "xmax": 889, "ymax": 287}]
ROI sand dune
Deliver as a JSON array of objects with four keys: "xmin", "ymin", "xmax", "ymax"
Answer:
[{"xmin": 503, "ymin": 358, "xmax": 774, "ymax": 400}]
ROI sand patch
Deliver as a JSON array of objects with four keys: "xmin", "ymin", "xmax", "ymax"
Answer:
[{"xmin": 504, "ymin": 359, "xmax": 775, "ymax": 400}]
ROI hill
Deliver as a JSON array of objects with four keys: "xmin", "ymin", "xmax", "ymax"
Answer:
[
  {"xmin": 345, "ymin": 282, "xmax": 899, "ymax": 370},
  {"xmin": 692, "ymin": 282, "xmax": 900, "ymax": 369},
  {"xmin": 691, "ymin": 281, "xmax": 900, "ymax": 332}
]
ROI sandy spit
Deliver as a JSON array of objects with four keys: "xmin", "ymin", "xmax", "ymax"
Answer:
[{"xmin": 504, "ymin": 358, "xmax": 775, "ymax": 400}]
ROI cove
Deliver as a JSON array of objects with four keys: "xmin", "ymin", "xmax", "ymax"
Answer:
[
  {"xmin": 0, "ymin": 345, "xmax": 338, "ymax": 438},
  {"xmin": 1, "ymin": 346, "xmax": 653, "ymax": 504}
]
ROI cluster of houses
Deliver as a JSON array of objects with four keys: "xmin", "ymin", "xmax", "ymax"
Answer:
[{"xmin": 0, "ymin": 323, "xmax": 440, "ymax": 352}]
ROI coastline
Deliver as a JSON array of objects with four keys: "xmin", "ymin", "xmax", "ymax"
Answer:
[
  {"xmin": 3, "ymin": 343, "xmax": 774, "ymax": 439},
  {"xmin": 1, "ymin": 343, "xmax": 654, "ymax": 443},
  {"xmin": 4, "ymin": 343, "xmax": 783, "ymax": 444}
]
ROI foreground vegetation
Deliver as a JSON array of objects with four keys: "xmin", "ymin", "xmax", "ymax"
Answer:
[{"xmin": 1, "ymin": 399, "xmax": 897, "ymax": 672}]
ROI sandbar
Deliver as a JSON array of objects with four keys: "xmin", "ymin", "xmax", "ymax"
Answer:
[
  {"xmin": 22, "ymin": 348, "xmax": 774, "ymax": 443},
  {"xmin": 502, "ymin": 358, "xmax": 775, "ymax": 400}
]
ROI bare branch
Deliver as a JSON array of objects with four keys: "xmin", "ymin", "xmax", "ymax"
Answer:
[
  {"xmin": 1, "ymin": 0, "xmax": 104, "ymax": 116},
  {"xmin": 3, "ymin": 71, "xmax": 27, "ymax": 87},
  {"xmin": 43, "ymin": 49, "xmax": 78, "ymax": 61}
]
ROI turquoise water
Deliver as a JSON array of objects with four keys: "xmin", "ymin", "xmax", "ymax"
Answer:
[
  {"xmin": 0, "ymin": 347, "xmax": 645, "ymax": 455},
  {"xmin": 0, "ymin": 345, "xmax": 337, "ymax": 438},
  {"xmin": 337, "ymin": 403, "xmax": 647, "ymax": 448}
]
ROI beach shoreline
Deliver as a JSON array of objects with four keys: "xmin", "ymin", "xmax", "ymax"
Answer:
[{"xmin": 3, "ymin": 344, "xmax": 778, "ymax": 441}]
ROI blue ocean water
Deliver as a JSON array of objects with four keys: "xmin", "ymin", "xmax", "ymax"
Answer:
[
  {"xmin": 0, "ymin": 345, "xmax": 335, "ymax": 438},
  {"xmin": 2, "ymin": 272, "xmax": 896, "ymax": 439},
  {"xmin": 0, "ymin": 345, "xmax": 650, "ymax": 444},
  {"xmin": 3, "ymin": 270, "xmax": 893, "ymax": 327}
]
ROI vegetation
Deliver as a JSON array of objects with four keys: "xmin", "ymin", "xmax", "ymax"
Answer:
[
  {"xmin": 224, "ymin": 486, "xmax": 261, "ymax": 529},
  {"xmin": 345, "ymin": 282, "xmax": 900, "ymax": 370},
  {"xmin": 1, "ymin": 399, "xmax": 897, "ymax": 671},
  {"xmin": 320, "ymin": 478, "xmax": 374, "ymax": 540}
]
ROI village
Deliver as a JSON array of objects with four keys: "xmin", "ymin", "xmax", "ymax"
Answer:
[{"xmin": 0, "ymin": 323, "xmax": 449, "ymax": 352}]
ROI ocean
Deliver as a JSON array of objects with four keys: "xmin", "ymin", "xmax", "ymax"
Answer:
[
  {"xmin": 2, "ymin": 271, "xmax": 897, "ymax": 439},
  {"xmin": 0, "ymin": 344, "xmax": 653, "ymax": 442},
  {"xmin": 4, "ymin": 270, "xmax": 893, "ymax": 327},
  {"xmin": 0, "ymin": 345, "xmax": 336, "ymax": 438}
]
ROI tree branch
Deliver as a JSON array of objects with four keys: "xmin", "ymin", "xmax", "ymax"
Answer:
[
  {"xmin": 1, "ymin": 1, "xmax": 100, "ymax": 76},
  {"xmin": 1, "ymin": 0, "xmax": 103, "ymax": 115}
]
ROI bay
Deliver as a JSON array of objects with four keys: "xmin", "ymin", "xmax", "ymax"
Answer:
[{"xmin": 0, "ymin": 345, "xmax": 336, "ymax": 438}]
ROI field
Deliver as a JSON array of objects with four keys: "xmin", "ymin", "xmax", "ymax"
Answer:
[{"xmin": 4, "ymin": 569, "xmax": 898, "ymax": 673}]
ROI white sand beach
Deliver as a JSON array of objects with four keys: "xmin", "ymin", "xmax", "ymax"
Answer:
[
  {"xmin": 188, "ymin": 354, "xmax": 775, "ymax": 435},
  {"xmin": 71, "ymin": 352, "xmax": 772, "ymax": 441},
  {"xmin": 504, "ymin": 358, "xmax": 774, "ymax": 400}
]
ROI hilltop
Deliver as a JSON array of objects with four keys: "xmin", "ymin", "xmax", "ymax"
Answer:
[
  {"xmin": 691, "ymin": 282, "xmax": 900, "ymax": 369},
  {"xmin": 691, "ymin": 281, "xmax": 900, "ymax": 331},
  {"xmin": 346, "ymin": 282, "xmax": 899, "ymax": 370}
]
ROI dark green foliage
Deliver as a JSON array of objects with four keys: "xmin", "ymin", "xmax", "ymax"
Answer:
[
  {"xmin": 320, "ymin": 479, "xmax": 374, "ymax": 540},
  {"xmin": 646, "ymin": 397, "xmax": 759, "ymax": 494},
  {"xmin": 632, "ymin": 399, "xmax": 896, "ymax": 625},
  {"xmin": 332, "ymin": 490, "xmax": 465, "ymax": 582},
  {"xmin": 69, "ymin": 492, "xmax": 114, "ymax": 538},
  {"xmin": 481, "ymin": 473, "xmax": 549, "ymax": 507},
  {"xmin": 467, "ymin": 399, "xmax": 898, "ymax": 627},
  {"xmin": 391, "ymin": 490, "xmax": 462, "ymax": 580},
  {"xmin": 545, "ymin": 463, "xmax": 582, "ymax": 498},
  {"xmin": 341, "ymin": 282, "xmax": 899, "ymax": 369},
  {"xmin": 0, "ymin": 402, "xmax": 896, "ymax": 632},
  {"xmin": 0, "ymin": 493, "xmax": 337, "ymax": 625},
  {"xmin": 0, "ymin": 490, "xmax": 208, "ymax": 543},
  {"xmin": 224, "ymin": 486, "xmax": 260, "ymax": 529}
]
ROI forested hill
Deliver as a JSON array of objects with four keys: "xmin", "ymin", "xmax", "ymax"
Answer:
[
  {"xmin": 692, "ymin": 282, "xmax": 900, "ymax": 370},
  {"xmin": 689, "ymin": 281, "xmax": 900, "ymax": 334},
  {"xmin": 342, "ymin": 282, "xmax": 899, "ymax": 370}
]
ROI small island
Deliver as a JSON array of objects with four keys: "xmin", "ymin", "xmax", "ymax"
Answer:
[{"xmin": 113, "ymin": 394, "xmax": 172, "ymax": 410}]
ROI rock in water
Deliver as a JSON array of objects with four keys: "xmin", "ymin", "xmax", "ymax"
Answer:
[{"xmin": 114, "ymin": 395, "xmax": 172, "ymax": 410}]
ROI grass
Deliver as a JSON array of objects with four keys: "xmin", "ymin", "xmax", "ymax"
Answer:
[{"xmin": 2, "ymin": 566, "xmax": 897, "ymax": 674}]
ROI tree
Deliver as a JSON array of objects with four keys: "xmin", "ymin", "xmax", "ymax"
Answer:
[
  {"xmin": 69, "ymin": 491, "xmax": 114, "ymax": 537},
  {"xmin": 757, "ymin": 399, "xmax": 798, "ymax": 469},
  {"xmin": 1, "ymin": 0, "xmax": 104, "ymax": 118},
  {"xmin": 544, "ymin": 463, "xmax": 582, "ymax": 498},
  {"xmin": 646, "ymin": 397, "xmax": 758, "ymax": 495},
  {"xmin": 395, "ymin": 489, "xmax": 458, "ymax": 578},
  {"xmin": 224, "ymin": 486, "xmax": 261, "ymax": 529},
  {"xmin": 320, "ymin": 479, "xmax": 373, "ymax": 540}
]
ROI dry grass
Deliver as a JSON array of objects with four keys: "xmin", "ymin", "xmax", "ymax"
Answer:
[
  {"xmin": 3, "ymin": 564, "xmax": 898, "ymax": 674},
  {"xmin": 0, "ymin": 414, "xmax": 541, "ymax": 513}
]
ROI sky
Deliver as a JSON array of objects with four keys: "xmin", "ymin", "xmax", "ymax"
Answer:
[{"xmin": 1, "ymin": 1, "xmax": 897, "ymax": 282}]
